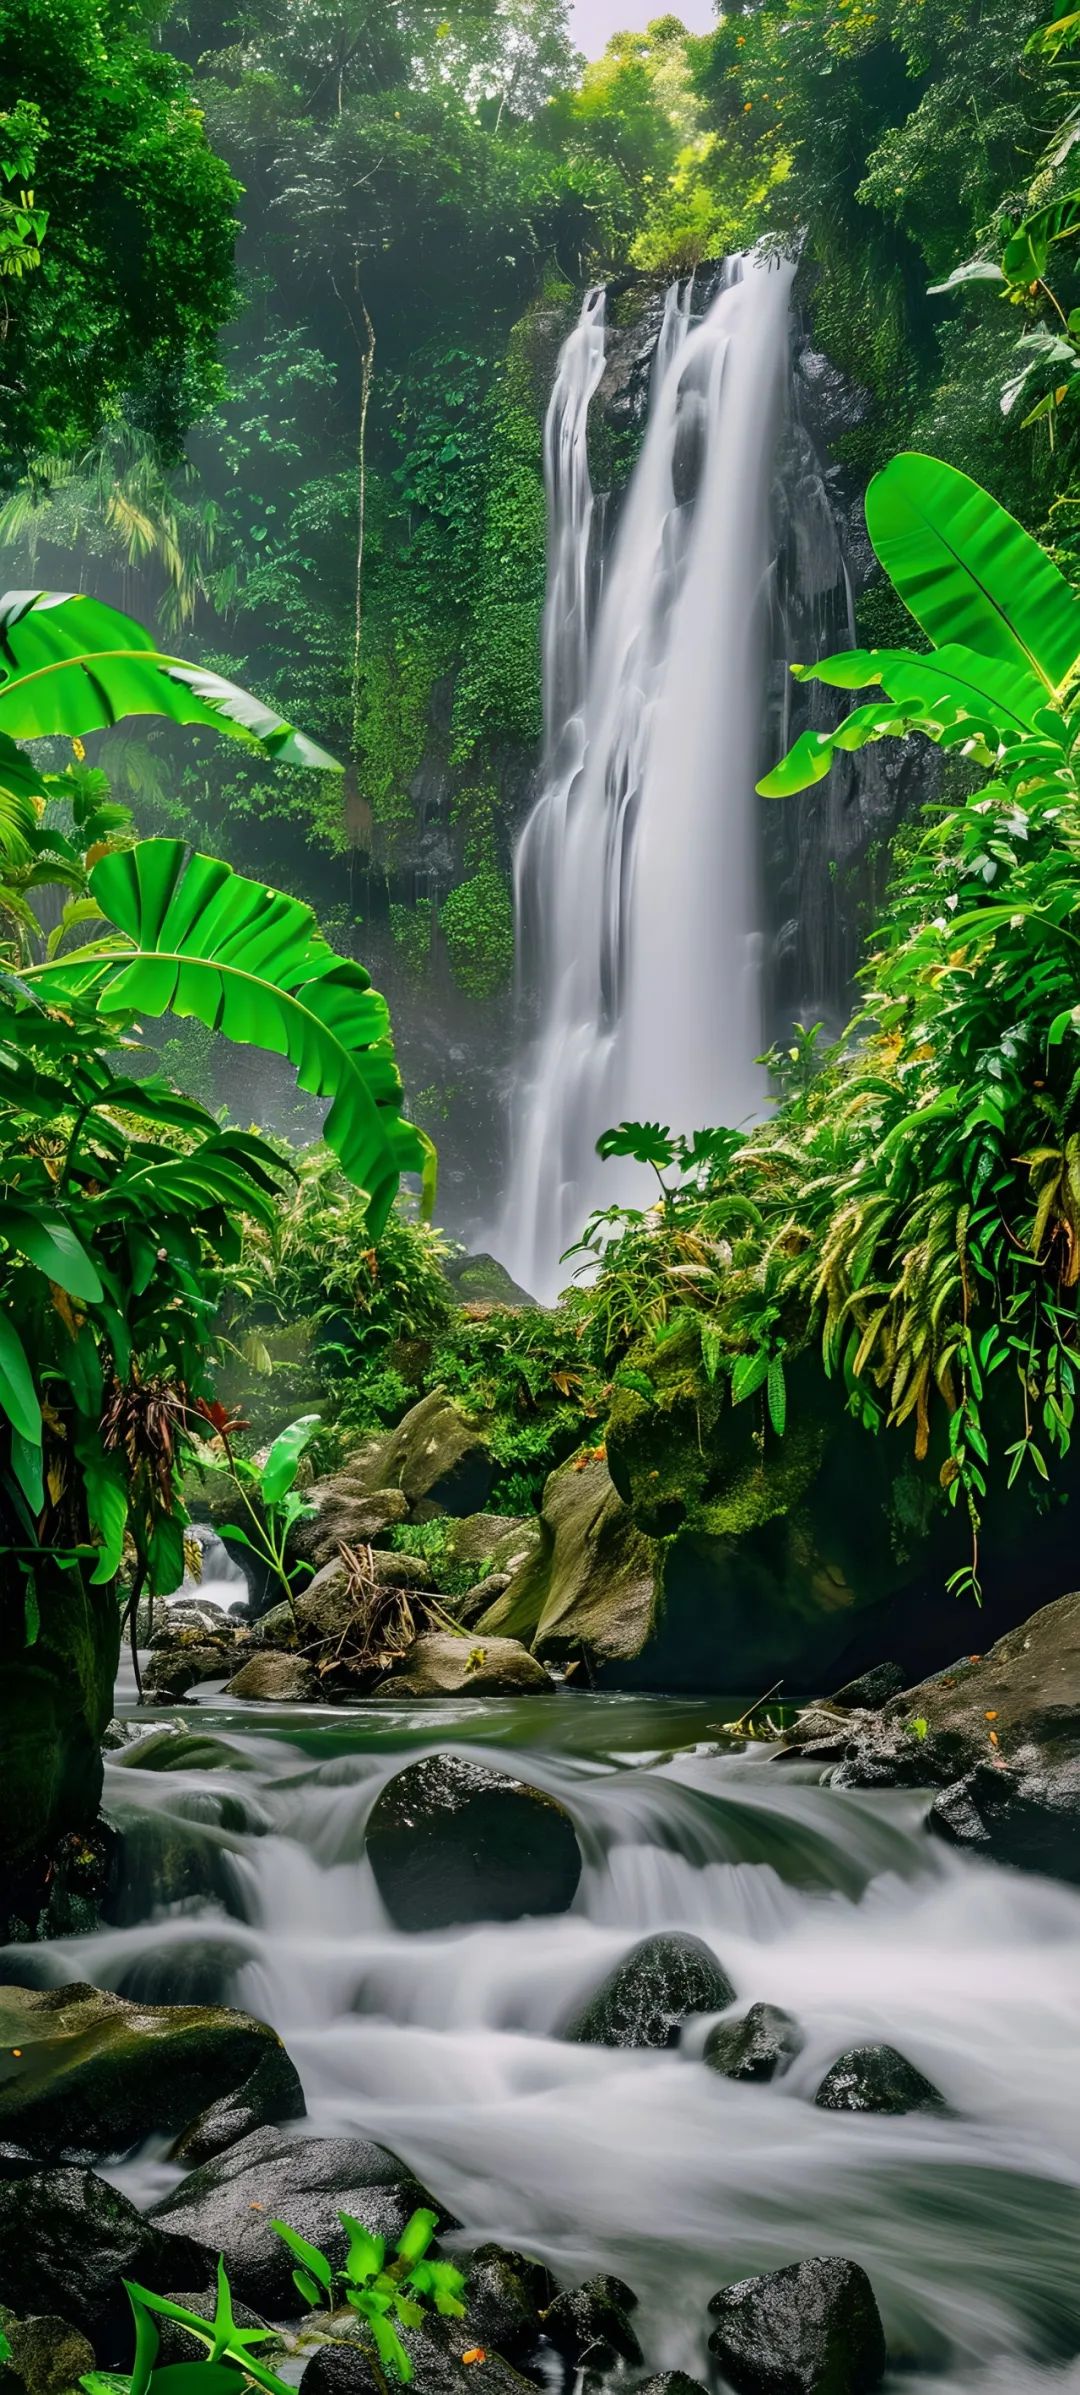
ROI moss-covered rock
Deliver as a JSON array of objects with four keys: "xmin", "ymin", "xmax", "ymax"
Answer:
[
  {"xmin": 0, "ymin": 1984, "xmax": 303, "ymax": 2160},
  {"xmin": 335, "ymin": 1392, "xmax": 494, "ymax": 1519},
  {"xmin": 476, "ymin": 1451, "xmax": 663, "ymax": 1663},
  {"xmin": 373, "ymin": 1631, "xmax": 555, "ymax": 1698},
  {"xmin": 444, "ymin": 1514, "xmax": 538, "ymax": 1573}
]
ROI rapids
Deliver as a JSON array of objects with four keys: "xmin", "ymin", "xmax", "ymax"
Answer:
[{"xmin": 11, "ymin": 1686, "xmax": 1080, "ymax": 2395}]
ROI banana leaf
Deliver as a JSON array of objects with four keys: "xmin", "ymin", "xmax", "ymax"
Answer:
[
  {"xmin": 0, "ymin": 590, "xmax": 341, "ymax": 769},
  {"xmin": 864, "ymin": 453, "xmax": 1080, "ymax": 697},
  {"xmin": 792, "ymin": 641, "xmax": 1063, "ymax": 740},
  {"xmin": 27, "ymin": 841, "xmax": 427, "ymax": 1237}
]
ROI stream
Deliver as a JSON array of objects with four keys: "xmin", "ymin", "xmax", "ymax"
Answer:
[{"xmin": 12, "ymin": 1655, "xmax": 1080, "ymax": 2395}]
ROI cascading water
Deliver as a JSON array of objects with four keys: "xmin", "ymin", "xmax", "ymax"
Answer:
[
  {"xmin": 14, "ymin": 1688, "xmax": 1080, "ymax": 2395},
  {"xmin": 499, "ymin": 252, "xmax": 795, "ymax": 1303}
]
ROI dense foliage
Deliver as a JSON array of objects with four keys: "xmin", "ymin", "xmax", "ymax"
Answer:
[{"xmin": 0, "ymin": 589, "xmax": 421, "ymax": 1613}]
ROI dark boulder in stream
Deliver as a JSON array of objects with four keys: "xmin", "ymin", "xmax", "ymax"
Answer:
[
  {"xmin": 149, "ymin": 2126, "xmax": 451, "ymax": 2315},
  {"xmin": 704, "ymin": 2003, "xmax": 804, "ymax": 2084},
  {"xmin": 302, "ymin": 2325, "xmax": 540, "ymax": 2395},
  {"xmin": 460, "ymin": 2245, "xmax": 551, "ymax": 2360},
  {"xmin": 0, "ymin": 2167, "xmax": 214, "ymax": 2355},
  {"xmin": 366, "ymin": 1756, "xmax": 582, "ymax": 1930},
  {"xmin": 540, "ymin": 2274, "xmax": 642, "ymax": 2371},
  {"xmin": 814, "ymin": 2044, "xmax": 945, "ymax": 2116},
  {"xmin": 0, "ymin": 1984, "xmax": 303, "ymax": 2160},
  {"xmin": 708, "ymin": 2257, "xmax": 886, "ymax": 2395},
  {"xmin": 635, "ymin": 2379, "xmax": 708, "ymax": 2395},
  {"xmin": 564, "ymin": 1932, "xmax": 734, "ymax": 2049}
]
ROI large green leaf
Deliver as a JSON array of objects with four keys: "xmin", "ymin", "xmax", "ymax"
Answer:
[
  {"xmin": 260, "ymin": 1413, "xmax": 321, "ymax": 1506},
  {"xmin": 0, "ymin": 731, "xmax": 48, "ymax": 861},
  {"xmin": 1002, "ymin": 194, "xmax": 1080, "ymax": 284},
  {"xmin": 0, "ymin": 1313, "xmax": 41, "ymax": 1448},
  {"xmin": 791, "ymin": 642, "xmax": 1059, "ymax": 739},
  {"xmin": 0, "ymin": 1203, "xmax": 103, "ymax": 1300},
  {"xmin": 0, "ymin": 591, "xmax": 341, "ymax": 770},
  {"xmin": 28, "ymin": 842, "xmax": 427, "ymax": 1238},
  {"xmin": 864, "ymin": 454, "xmax": 1080, "ymax": 697}
]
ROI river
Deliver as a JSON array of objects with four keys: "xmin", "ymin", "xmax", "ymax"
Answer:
[{"xmin": 13, "ymin": 1669, "xmax": 1080, "ymax": 2395}]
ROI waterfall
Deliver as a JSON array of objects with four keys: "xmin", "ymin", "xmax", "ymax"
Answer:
[{"xmin": 499, "ymin": 252, "xmax": 796, "ymax": 1304}]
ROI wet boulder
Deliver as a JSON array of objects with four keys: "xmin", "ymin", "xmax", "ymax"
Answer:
[
  {"xmin": 169, "ymin": 2038, "xmax": 306, "ymax": 2163},
  {"xmin": 366, "ymin": 1756, "xmax": 582, "ymax": 1932},
  {"xmin": 138, "ymin": 1654, "xmax": 198, "ymax": 1700},
  {"xmin": 928, "ymin": 1755, "xmax": 1080, "ymax": 1884},
  {"xmin": 814, "ymin": 2045, "xmax": 945, "ymax": 2117},
  {"xmin": 0, "ymin": 2168, "xmax": 214, "ymax": 2355},
  {"xmin": 460, "ymin": 2246, "xmax": 548, "ymax": 2364},
  {"xmin": 223, "ymin": 1651, "xmax": 318, "ymax": 1703},
  {"xmin": 374, "ymin": 1635, "xmax": 556, "ymax": 1699},
  {"xmin": 300, "ymin": 2349, "xmax": 383, "ymax": 2395},
  {"xmin": 0, "ymin": 1985, "xmax": 303, "ymax": 2161},
  {"xmin": 540, "ymin": 2274, "xmax": 641, "ymax": 2372},
  {"xmin": 708, "ymin": 2258, "xmax": 886, "ymax": 2395},
  {"xmin": 564, "ymin": 1932, "xmax": 734, "ymax": 2050},
  {"xmin": 148, "ymin": 2126, "xmax": 450, "ymax": 2315},
  {"xmin": 704, "ymin": 2003, "xmax": 804, "ymax": 2084},
  {"xmin": 0, "ymin": 2313, "xmax": 96, "ymax": 2395},
  {"xmin": 303, "ymin": 2326, "xmax": 541, "ymax": 2395}
]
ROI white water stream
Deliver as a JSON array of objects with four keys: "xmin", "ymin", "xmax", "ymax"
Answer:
[
  {"xmin": 14, "ymin": 1693, "xmax": 1080, "ymax": 2395},
  {"xmin": 500, "ymin": 254, "xmax": 794, "ymax": 1301}
]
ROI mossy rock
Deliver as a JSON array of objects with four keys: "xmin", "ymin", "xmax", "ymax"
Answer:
[
  {"xmin": 0, "ymin": 1984, "xmax": 303, "ymax": 2160},
  {"xmin": 476, "ymin": 1451, "xmax": 663, "ymax": 1664},
  {"xmin": 443, "ymin": 1514, "xmax": 540, "ymax": 1575},
  {"xmin": 336, "ymin": 1391, "xmax": 494, "ymax": 1518}
]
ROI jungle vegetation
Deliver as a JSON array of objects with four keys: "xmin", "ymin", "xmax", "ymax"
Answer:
[{"xmin": 7, "ymin": 0, "xmax": 1080, "ymax": 1624}]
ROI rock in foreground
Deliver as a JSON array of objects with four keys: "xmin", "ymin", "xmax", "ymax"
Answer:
[
  {"xmin": 814, "ymin": 2044, "xmax": 945, "ymax": 2116},
  {"xmin": 375, "ymin": 1633, "xmax": 556, "ymax": 1698},
  {"xmin": 708, "ymin": 2257, "xmax": 886, "ymax": 2395},
  {"xmin": 704, "ymin": 2003, "xmax": 804, "ymax": 2084},
  {"xmin": 366, "ymin": 1755, "xmax": 582, "ymax": 1931},
  {"xmin": 565, "ymin": 1932, "xmax": 734, "ymax": 2049},
  {"xmin": 149, "ymin": 2126, "xmax": 448, "ymax": 2315},
  {"xmin": 0, "ymin": 1983, "xmax": 303, "ymax": 2160},
  {"xmin": 0, "ymin": 2167, "xmax": 214, "ymax": 2352}
]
